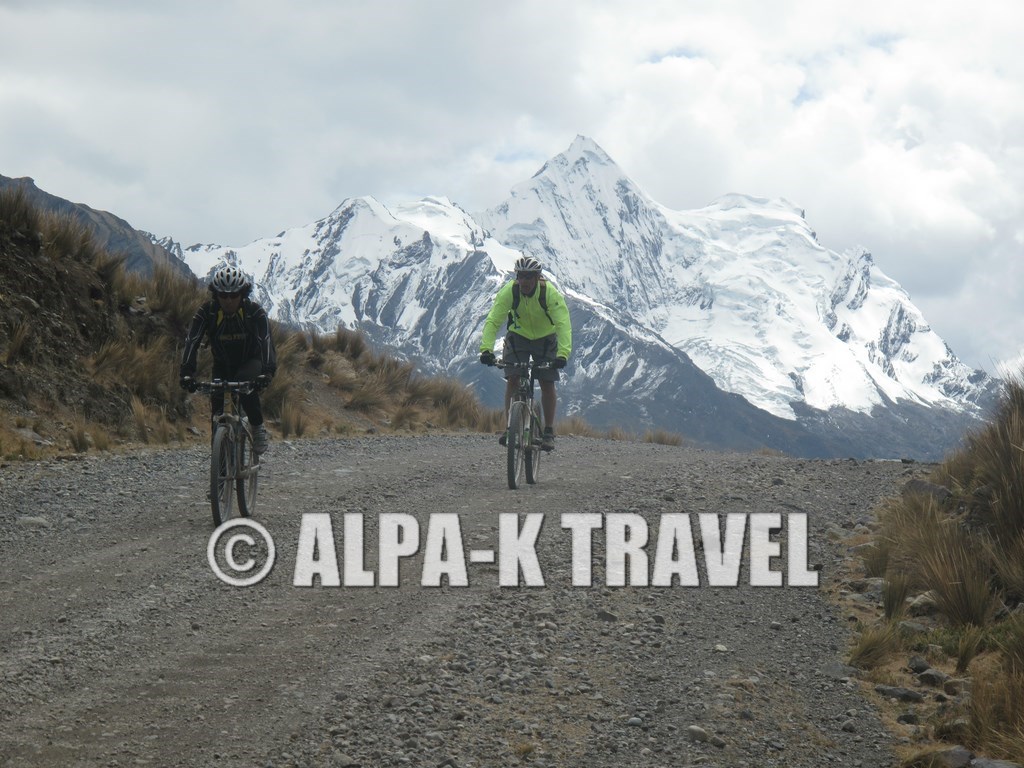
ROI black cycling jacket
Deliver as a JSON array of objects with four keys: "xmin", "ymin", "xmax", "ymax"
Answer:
[{"xmin": 179, "ymin": 298, "xmax": 277, "ymax": 378}]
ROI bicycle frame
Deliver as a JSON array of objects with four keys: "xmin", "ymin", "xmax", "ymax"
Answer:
[
  {"xmin": 193, "ymin": 379, "xmax": 260, "ymax": 525},
  {"xmin": 495, "ymin": 360, "xmax": 553, "ymax": 489}
]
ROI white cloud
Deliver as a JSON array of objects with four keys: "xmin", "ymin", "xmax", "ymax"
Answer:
[{"xmin": 0, "ymin": 0, "xmax": 1021, "ymax": 371}]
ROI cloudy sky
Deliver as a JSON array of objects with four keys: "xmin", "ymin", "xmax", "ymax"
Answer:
[{"xmin": 1, "ymin": 1, "xmax": 1021, "ymax": 373}]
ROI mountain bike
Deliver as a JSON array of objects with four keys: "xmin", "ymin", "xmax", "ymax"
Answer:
[
  {"xmin": 494, "ymin": 360, "xmax": 554, "ymax": 490},
  {"xmin": 190, "ymin": 379, "xmax": 261, "ymax": 526}
]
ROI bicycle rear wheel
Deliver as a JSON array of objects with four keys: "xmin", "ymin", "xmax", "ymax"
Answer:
[
  {"xmin": 507, "ymin": 402, "xmax": 527, "ymax": 489},
  {"xmin": 235, "ymin": 425, "xmax": 258, "ymax": 517},
  {"xmin": 210, "ymin": 426, "xmax": 235, "ymax": 525},
  {"xmin": 525, "ymin": 405, "xmax": 542, "ymax": 485}
]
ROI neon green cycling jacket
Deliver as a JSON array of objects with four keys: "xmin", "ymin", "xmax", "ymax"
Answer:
[{"xmin": 480, "ymin": 279, "xmax": 572, "ymax": 360}]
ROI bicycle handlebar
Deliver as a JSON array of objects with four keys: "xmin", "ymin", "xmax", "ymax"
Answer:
[
  {"xmin": 191, "ymin": 379, "xmax": 260, "ymax": 395},
  {"xmin": 493, "ymin": 359, "xmax": 558, "ymax": 371}
]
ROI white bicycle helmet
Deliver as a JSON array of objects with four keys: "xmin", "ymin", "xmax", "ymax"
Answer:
[
  {"xmin": 514, "ymin": 255, "xmax": 543, "ymax": 274},
  {"xmin": 209, "ymin": 264, "xmax": 251, "ymax": 295}
]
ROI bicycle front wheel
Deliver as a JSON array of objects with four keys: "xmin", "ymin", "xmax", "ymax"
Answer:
[
  {"xmin": 507, "ymin": 401, "xmax": 527, "ymax": 490},
  {"xmin": 236, "ymin": 426, "xmax": 258, "ymax": 517},
  {"xmin": 210, "ymin": 426, "xmax": 235, "ymax": 526},
  {"xmin": 525, "ymin": 405, "xmax": 542, "ymax": 485}
]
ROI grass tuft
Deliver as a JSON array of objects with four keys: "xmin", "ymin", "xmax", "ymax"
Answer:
[
  {"xmin": 849, "ymin": 623, "xmax": 900, "ymax": 670},
  {"xmin": 918, "ymin": 522, "xmax": 997, "ymax": 628},
  {"xmin": 390, "ymin": 404, "xmax": 421, "ymax": 431},
  {"xmin": 644, "ymin": 428, "xmax": 684, "ymax": 446},
  {"xmin": 957, "ymin": 624, "xmax": 985, "ymax": 674},
  {"xmin": 556, "ymin": 414, "xmax": 596, "ymax": 437},
  {"xmin": 69, "ymin": 416, "xmax": 91, "ymax": 453},
  {"xmin": 604, "ymin": 425, "xmax": 634, "ymax": 441},
  {"xmin": 130, "ymin": 396, "xmax": 149, "ymax": 444},
  {"xmin": 280, "ymin": 402, "xmax": 306, "ymax": 438},
  {"xmin": 346, "ymin": 379, "xmax": 389, "ymax": 413},
  {"xmin": 5, "ymin": 321, "xmax": 31, "ymax": 364},
  {"xmin": 0, "ymin": 186, "xmax": 42, "ymax": 238},
  {"xmin": 883, "ymin": 572, "xmax": 912, "ymax": 621},
  {"xmin": 966, "ymin": 662, "xmax": 1024, "ymax": 759}
]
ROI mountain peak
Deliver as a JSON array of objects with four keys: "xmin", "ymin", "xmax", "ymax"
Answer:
[
  {"xmin": 530, "ymin": 136, "xmax": 619, "ymax": 182},
  {"xmin": 480, "ymin": 137, "xmax": 670, "ymax": 316},
  {"xmin": 566, "ymin": 135, "xmax": 613, "ymax": 161}
]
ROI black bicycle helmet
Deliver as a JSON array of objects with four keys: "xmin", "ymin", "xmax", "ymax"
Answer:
[{"xmin": 514, "ymin": 255, "xmax": 543, "ymax": 274}]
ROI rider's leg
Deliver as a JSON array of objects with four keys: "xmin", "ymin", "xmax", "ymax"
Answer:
[
  {"xmin": 504, "ymin": 376, "xmax": 519, "ymax": 421},
  {"xmin": 499, "ymin": 375, "xmax": 519, "ymax": 445},
  {"xmin": 536, "ymin": 333, "xmax": 559, "ymax": 431},
  {"xmin": 540, "ymin": 380, "xmax": 556, "ymax": 428},
  {"xmin": 209, "ymin": 364, "xmax": 228, "ymax": 444},
  {"xmin": 502, "ymin": 333, "xmax": 528, "ymax": 440},
  {"xmin": 235, "ymin": 358, "xmax": 265, "ymax": 426}
]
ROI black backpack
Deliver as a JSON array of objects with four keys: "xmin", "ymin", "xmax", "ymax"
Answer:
[{"xmin": 507, "ymin": 279, "xmax": 554, "ymax": 328}]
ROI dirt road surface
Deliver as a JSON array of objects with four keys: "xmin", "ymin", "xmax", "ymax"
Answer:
[{"xmin": 0, "ymin": 435, "xmax": 920, "ymax": 767}]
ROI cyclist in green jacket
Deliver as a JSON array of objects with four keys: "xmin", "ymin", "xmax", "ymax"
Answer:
[{"xmin": 479, "ymin": 256, "xmax": 572, "ymax": 451}]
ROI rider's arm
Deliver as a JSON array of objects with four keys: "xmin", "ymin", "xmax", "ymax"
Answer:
[
  {"xmin": 548, "ymin": 286, "xmax": 572, "ymax": 360},
  {"xmin": 479, "ymin": 281, "xmax": 515, "ymax": 353},
  {"xmin": 252, "ymin": 307, "xmax": 277, "ymax": 376},
  {"xmin": 179, "ymin": 304, "xmax": 210, "ymax": 376}
]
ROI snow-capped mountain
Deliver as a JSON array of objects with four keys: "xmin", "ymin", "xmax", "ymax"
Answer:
[
  {"xmin": 171, "ymin": 136, "xmax": 996, "ymax": 459},
  {"xmin": 478, "ymin": 137, "xmax": 989, "ymax": 421}
]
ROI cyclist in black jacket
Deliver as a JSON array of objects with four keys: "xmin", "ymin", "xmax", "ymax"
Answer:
[{"xmin": 179, "ymin": 265, "xmax": 277, "ymax": 454}]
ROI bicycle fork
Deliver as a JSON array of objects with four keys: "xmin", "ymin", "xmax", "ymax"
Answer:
[
  {"xmin": 527, "ymin": 405, "xmax": 542, "ymax": 447},
  {"xmin": 509, "ymin": 401, "xmax": 541, "ymax": 449}
]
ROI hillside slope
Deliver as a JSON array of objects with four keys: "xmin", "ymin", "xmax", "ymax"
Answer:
[
  {"xmin": 0, "ymin": 190, "xmax": 496, "ymax": 458},
  {"xmin": 0, "ymin": 175, "xmax": 190, "ymax": 279}
]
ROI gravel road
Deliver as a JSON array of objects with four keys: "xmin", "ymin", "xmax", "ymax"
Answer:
[{"xmin": 0, "ymin": 434, "xmax": 923, "ymax": 767}]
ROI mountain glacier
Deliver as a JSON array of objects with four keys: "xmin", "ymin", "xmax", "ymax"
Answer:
[{"xmin": 170, "ymin": 136, "xmax": 995, "ymax": 459}]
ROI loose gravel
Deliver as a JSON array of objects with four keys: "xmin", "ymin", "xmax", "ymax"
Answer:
[{"xmin": 0, "ymin": 435, "xmax": 925, "ymax": 767}]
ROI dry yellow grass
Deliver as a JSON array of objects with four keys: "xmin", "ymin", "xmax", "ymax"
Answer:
[{"xmin": 847, "ymin": 371, "xmax": 1024, "ymax": 762}]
